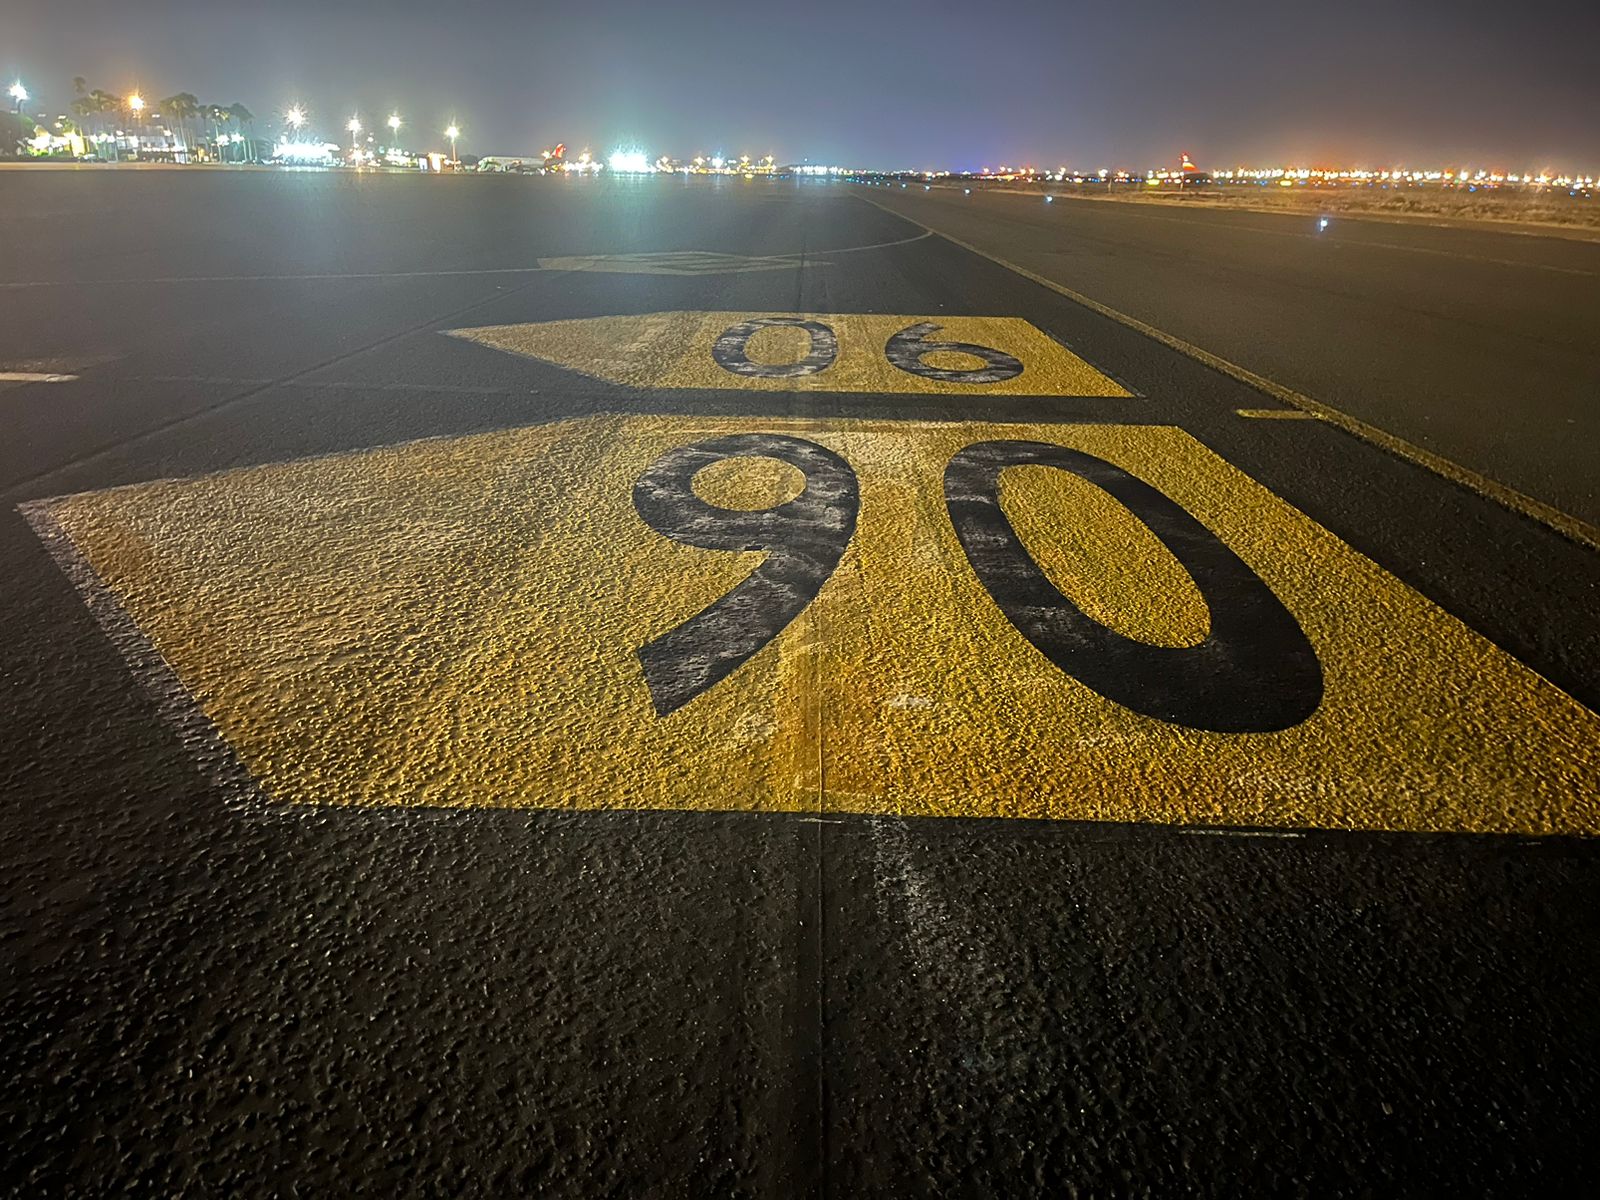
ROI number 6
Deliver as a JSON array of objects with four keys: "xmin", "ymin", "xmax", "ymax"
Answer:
[{"xmin": 885, "ymin": 322, "xmax": 1024, "ymax": 384}]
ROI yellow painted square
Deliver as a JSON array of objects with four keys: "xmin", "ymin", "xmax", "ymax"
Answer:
[
  {"xmin": 34, "ymin": 416, "xmax": 1600, "ymax": 834},
  {"xmin": 447, "ymin": 312, "xmax": 1131, "ymax": 397}
]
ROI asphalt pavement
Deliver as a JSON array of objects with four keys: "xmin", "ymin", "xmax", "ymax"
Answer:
[
  {"xmin": 865, "ymin": 183, "xmax": 1600, "ymax": 527},
  {"xmin": 2, "ymin": 168, "xmax": 1598, "ymax": 1195}
]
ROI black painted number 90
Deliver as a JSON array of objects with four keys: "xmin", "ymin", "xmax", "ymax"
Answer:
[
  {"xmin": 633, "ymin": 434, "xmax": 859, "ymax": 715},
  {"xmin": 634, "ymin": 435, "xmax": 1323, "ymax": 733}
]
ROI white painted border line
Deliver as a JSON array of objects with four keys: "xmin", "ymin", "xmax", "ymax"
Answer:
[
  {"xmin": 19, "ymin": 499, "xmax": 271, "ymax": 814},
  {"xmin": 0, "ymin": 372, "xmax": 78, "ymax": 383}
]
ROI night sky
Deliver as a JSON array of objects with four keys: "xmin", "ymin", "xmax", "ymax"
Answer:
[{"xmin": 9, "ymin": 0, "xmax": 1600, "ymax": 169}]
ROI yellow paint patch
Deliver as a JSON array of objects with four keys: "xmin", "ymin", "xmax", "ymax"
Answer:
[
  {"xmin": 39, "ymin": 416, "xmax": 1600, "ymax": 834},
  {"xmin": 446, "ymin": 312, "xmax": 1130, "ymax": 397}
]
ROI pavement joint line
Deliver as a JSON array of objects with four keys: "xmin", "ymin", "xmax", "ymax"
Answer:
[
  {"xmin": 0, "ymin": 231, "xmax": 935, "ymax": 290},
  {"xmin": 858, "ymin": 192, "xmax": 1600, "ymax": 555}
]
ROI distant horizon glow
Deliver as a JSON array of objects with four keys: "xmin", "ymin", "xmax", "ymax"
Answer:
[{"xmin": 7, "ymin": 0, "xmax": 1599, "ymax": 167}]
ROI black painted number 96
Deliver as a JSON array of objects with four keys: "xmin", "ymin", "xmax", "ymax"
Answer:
[{"xmin": 634, "ymin": 436, "xmax": 1323, "ymax": 731}]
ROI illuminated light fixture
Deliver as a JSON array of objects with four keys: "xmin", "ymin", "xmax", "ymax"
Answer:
[
  {"xmin": 127, "ymin": 93, "xmax": 145, "ymax": 113},
  {"xmin": 347, "ymin": 117, "xmax": 361, "ymax": 134},
  {"xmin": 607, "ymin": 148, "xmax": 652, "ymax": 174},
  {"xmin": 445, "ymin": 124, "xmax": 460, "ymax": 162},
  {"xmin": 274, "ymin": 140, "xmax": 338, "ymax": 165},
  {"xmin": 1046, "ymin": 195, "xmax": 1054, "ymax": 202},
  {"xmin": 710, "ymin": 156, "xmax": 724, "ymax": 169},
  {"xmin": 8, "ymin": 81, "xmax": 26, "ymax": 107},
  {"xmin": 387, "ymin": 113, "xmax": 402, "ymax": 140},
  {"xmin": 286, "ymin": 105, "xmax": 306, "ymax": 130}
]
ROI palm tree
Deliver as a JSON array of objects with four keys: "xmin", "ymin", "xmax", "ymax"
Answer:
[
  {"xmin": 203, "ymin": 104, "xmax": 231, "ymax": 161},
  {"xmin": 161, "ymin": 93, "xmax": 201, "ymax": 160},
  {"xmin": 227, "ymin": 103, "xmax": 256, "ymax": 163},
  {"xmin": 69, "ymin": 96, "xmax": 95, "ymax": 134},
  {"xmin": 88, "ymin": 90, "xmax": 121, "ymax": 159}
]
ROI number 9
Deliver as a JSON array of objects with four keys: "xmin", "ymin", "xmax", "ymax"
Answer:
[{"xmin": 633, "ymin": 434, "xmax": 859, "ymax": 716}]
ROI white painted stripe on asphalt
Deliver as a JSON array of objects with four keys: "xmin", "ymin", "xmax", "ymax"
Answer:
[{"xmin": 0, "ymin": 372, "xmax": 78, "ymax": 383}]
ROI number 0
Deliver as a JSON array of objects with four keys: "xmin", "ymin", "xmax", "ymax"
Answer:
[{"xmin": 943, "ymin": 440, "xmax": 1322, "ymax": 732}]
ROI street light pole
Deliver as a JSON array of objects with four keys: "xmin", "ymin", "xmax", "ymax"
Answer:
[
  {"xmin": 446, "ymin": 124, "xmax": 460, "ymax": 169},
  {"xmin": 127, "ymin": 93, "xmax": 144, "ymax": 160}
]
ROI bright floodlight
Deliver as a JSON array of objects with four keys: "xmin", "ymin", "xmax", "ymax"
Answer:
[
  {"xmin": 387, "ymin": 113, "xmax": 401, "ymax": 133},
  {"xmin": 347, "ymin": 117, "xmax": 361, "ymax": 134},
  {"xmin": 608, "ymin": 148, "xmax": 652, "ymax": 174},
  {"xmin": 8, "ymin": 82, "xmax": 26, "ymax": 104},
  {"xmin": 445, "ymin": 124, "xmax": 459, "ymax": 140},
  {"xmin": 286, "ymin": 105, "xmax": 305, "ymax": 130},
  {"xmin": 128, "ymin": 93, "xmax": 145, "ymax": 112}
]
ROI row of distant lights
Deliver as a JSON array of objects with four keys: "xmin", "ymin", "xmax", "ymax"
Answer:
[
  {"xmin": 17, "ymin": 81, "xmax": 1589, "ymax": 188},
  {"xmin": 610, "ymin": 151, "xmax": 779, "ymax": 174},
  {"xmin": 282, "ymin": 107, "xmax": 460, "ymax": 146},
  {"xmin": 1210, "ymin": 167, "xmax": 1596, "ymax": 188}
]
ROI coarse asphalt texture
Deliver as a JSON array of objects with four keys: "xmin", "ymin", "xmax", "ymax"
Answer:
[{"xmin": 2, "ymin": 168, "xmax": 1598, "ymax": 1195}]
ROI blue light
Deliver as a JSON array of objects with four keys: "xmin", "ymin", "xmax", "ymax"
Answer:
[{"xmin": 1317, "ymin": 217, "xmax": 1330, "ymax": 232}]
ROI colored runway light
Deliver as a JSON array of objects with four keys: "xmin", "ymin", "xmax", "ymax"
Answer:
[
  {"xmin": 1318, "ymin": 217, "xmax": 1330, "ymax": 232},
  {"xmin": 1046, "ymin": 195, "xmax": 1054, "ymax": 203},
  {"xmin": 964, "ymin": 188, "xmax": 970, "ymax": 194}
]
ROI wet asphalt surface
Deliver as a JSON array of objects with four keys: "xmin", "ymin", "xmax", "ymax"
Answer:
[{"xmin": 2, "ymin": 168, "xmax": 1598, "ymax": 1195}]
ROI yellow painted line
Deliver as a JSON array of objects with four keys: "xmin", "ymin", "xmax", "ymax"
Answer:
[
  {"xmin": 35, "ymin": 415, "xmax": 1600, "ymax": 834},
  {"xmin": 1236, "ymin": 408, "xmax": 1319, "ymax": 420},
  {"xmin": 447, "ymin": 312, "xmax": 1131, "ymax": 397},
  {"xmin": 0, "ymin": 372, "xmax": 77, "ymax": 383},
  {"xmin": 857, "ymin": 193, "xmax": 1600, "ymax": 553}
]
